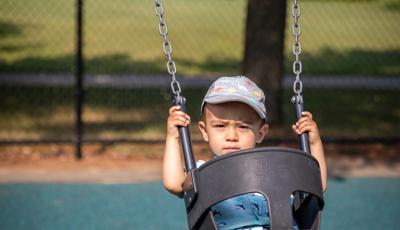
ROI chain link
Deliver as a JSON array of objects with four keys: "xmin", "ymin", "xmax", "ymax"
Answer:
[
  {"xmin": 154, "ymin": 0, "xmax": 181, "ymax": 95},
  {"xmin": 292, "ymin": 0, "xmax": 303, "ymax": 95}
]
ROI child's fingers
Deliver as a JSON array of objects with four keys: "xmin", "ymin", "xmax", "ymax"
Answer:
[
  {"xmin": 297, "ymin": 122, "xmax": 313, "ymax": 134},
  {"xmin": 175, "ymin": 112, "xmax": 190, "ymax": 122},
  {"xmin": 294, "ymin": 112, "xmax": 312, "ymax": 126},
  {"xmin": 293, "ymin": 122, "xmax": 304, "ymax": 134},
  {"xmin": 166, "ymin": 106, "xmax": 191, "ymax": 138},
  {"xmin": 293, "ymin": 122, "xmax": 307, "ymax": 134},
  {"xmin": 301, "ymin": 111, "xmax": 313, "ymax": 119},
  {"xmin": 295, "ymin": 116, "xmax": 310, "ymax": 126},
  {"xmin": 169, "ymin": 105, "xmax": 181, "ymax": 115},
  {"xmin": 297, "ymin": 120, "xmax": 318, "ymax": 133},
  {"xmin": 168, "ymin": 106, "xmax": 191, "ymax": 130},
  {"xmin": 168, "ymin": 118, "xmax": 187, "ymax": 128},
  {"xmin": 171, "ymin": 117, "xmax": 190, "ymax": 127},
  {"xmin": 293, "ymin": 114, "xmax": 315, "ymax": 130},
  {"xmin": 293, "ymin": 112, "xmax": 321, "ymax": 143},
  {"xmin": 170, "ymin": 112, "xmax": 191, "ymax": 126},
  {"xmin": 169, "ymin": 106, "xmax": 190, "ymax": 120}
]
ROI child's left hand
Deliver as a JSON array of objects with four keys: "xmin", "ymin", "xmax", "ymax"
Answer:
[{"xmin": 292, "ymin": 111, "xmax": 321, "ymax": 145}]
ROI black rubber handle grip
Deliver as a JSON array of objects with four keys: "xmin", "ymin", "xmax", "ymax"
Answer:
[
  {"xmin": 292, "ymin": 95, "xmax": 311, "ymax": 154},
  {"xmin": 173, "ymin": 95, "xmax": 196, "ymax": 171}
]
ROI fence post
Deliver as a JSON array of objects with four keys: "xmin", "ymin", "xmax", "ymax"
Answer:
[{"xmin": 75, "ymin": 0, "xmax": 84, "ymax": 159}]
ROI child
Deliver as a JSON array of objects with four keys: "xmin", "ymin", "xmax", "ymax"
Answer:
[{"xmin": 163, "ymin": 76, "xmax": 327, "ymax": 229}]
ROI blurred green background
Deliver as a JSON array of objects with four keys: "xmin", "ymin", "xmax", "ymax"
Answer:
[
  {"xmin": 1, "ymin": 0, "xmax": 399, "ymax": 75},
  {"xmin": 0, "ymin": 0, "xmax": 399, "ymax": 143}
]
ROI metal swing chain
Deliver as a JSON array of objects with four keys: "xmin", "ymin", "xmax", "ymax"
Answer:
[
  {"xmin": 292, "ymin": 0, "xmax": 303, "ymax": 96},
  {"xmin": 154, "ymin": 0, "xmax": 196, "ymax": 173},
  {"xmin": 291, "ymin": 0, "xmax": 311, "ymax": 154},
  {"xmin": 154, "ymin": 0, "xmax": 181, "ymax": 96}
]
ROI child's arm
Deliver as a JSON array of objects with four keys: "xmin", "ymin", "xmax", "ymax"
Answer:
[
  {"xmin": 163, "ymin": 105, "xmax": 191, "ymax": 197},
  {"xmin": 292, "ymin": 111, "xmax": 327, "ymax": 192}
]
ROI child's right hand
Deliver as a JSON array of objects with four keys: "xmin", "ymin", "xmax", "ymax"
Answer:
[{"xmin": 167, "ymin": 105, "xmax": 191, "ymax": 139}]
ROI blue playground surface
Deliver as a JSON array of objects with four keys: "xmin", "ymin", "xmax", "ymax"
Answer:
[{"xmin": 0, "ymin": 178, "xmax": 399, "ymax": 230}]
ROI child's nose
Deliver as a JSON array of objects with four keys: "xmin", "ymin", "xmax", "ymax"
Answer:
[{"xmin": 225, "ymin": 127, "xmax": 238, "ymax": 141}]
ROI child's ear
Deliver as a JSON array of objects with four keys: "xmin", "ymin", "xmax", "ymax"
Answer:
[
  {"xmin": 256, "ymin": 123, "xmax": 269, "ymax": 144},
  {"xmin": 198, "ymin": 121, "xmax": 209, "ymax": 142}
]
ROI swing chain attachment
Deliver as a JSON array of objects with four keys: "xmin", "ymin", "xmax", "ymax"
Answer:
[
  {"xmin": 292, "ymin": 0, "xmax": 303, "ymax": 96},
  {"xmin": 291, "ymin": 0, "xmax": 311, "ymax": 154},
  {"xmin": 154, "ymin": 0, "xmax": 181, "ymax": 96},
  {"xmin": 154, "ymin": 0, "xmax": 196, "ymax": 172}
]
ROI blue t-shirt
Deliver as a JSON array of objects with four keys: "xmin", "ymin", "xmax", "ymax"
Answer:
[{"xmin": 211, "ymin": 193, "xmax": 269, "ymax": 230}]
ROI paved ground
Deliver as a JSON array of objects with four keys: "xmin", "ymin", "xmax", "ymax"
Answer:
[
  {"xmin": 0, "ymin": 179, "xmax": 399, "ymax": 230},
  {"xmin": 0, "ymin": 159, "xmax": 162, "ymax": 184},
  {"xmin": 0, "ymin": 143, "xmax": 399, "ymax": 184},
  {"xmin": 0, "ymin": 144, "xmax": 399, "ymax": 229}
]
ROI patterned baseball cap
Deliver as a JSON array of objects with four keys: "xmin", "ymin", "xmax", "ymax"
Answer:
[{"xmin": 201, "ymin": 76, "xmax": 267, "ymax": 121}]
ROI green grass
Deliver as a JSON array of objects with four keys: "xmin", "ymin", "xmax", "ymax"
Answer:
[
  {"xmin": 0, "ymin": 0, "xmax": 399, "ymax": 76},
  {"xmin": 0, "ymin": 86, "xmax": 398, "ymax": 140}
]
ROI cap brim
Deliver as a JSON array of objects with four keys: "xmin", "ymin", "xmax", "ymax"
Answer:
[{"xmin": 202, "ymin": 94, "xmax": 266, "ymax": 120}]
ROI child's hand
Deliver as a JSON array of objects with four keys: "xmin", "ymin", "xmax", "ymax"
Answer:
[
  {"xmin": 167, "ymin": 105, "xmax": 191, "ymax": 139},
  {"xmin": 292, "ymin": 111, "xmax": 321, "ymax": 145}
]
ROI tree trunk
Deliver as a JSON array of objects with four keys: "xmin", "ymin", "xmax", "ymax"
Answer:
[{"xmin": 242, "ymin": 0, "xmax": 286, "ymax": 125}]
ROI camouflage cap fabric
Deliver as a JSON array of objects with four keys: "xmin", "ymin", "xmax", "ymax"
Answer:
[{"xmin": 201, "ymin": 76, "xmax": 267, "ymax": 121}]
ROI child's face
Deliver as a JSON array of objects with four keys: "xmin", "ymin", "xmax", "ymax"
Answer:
[{"xmin": 198, "ymin": 102, "xmax": 268, "ymax": 156}]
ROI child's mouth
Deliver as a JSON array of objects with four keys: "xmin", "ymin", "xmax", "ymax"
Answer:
[{"xmin": 222, "ymin": 147, "xmax": 241, "ymax": 154}]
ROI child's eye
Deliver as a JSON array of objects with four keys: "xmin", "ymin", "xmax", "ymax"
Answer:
[
  {"xmin": 239, "ymin": 125, "xmax": 250, "ymax": 129},
  {"xmin": 215, "ymin": 124, "xmax": 225, "ymax": 128}
]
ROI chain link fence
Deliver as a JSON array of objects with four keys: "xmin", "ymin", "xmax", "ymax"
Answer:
[{"xmin": 0, "ymin": 0, "xmax": 399, "ymax": 155}]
